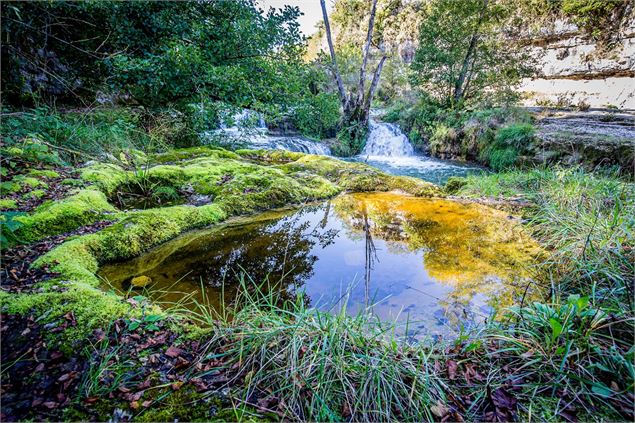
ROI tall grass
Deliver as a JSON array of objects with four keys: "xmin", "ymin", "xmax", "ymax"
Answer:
[
  {"xmin": 0, "ymin": 107, "xmax": 193, "ymax": 163},
  {"xmin": 169, "ymin": 276, "xmax": 455, "ymax": 422},
  {"xmin": 458, "ymin": 166, "xmax": 635, "ymax": 419}
]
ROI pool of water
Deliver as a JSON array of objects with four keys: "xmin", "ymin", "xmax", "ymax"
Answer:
[
  {"xmin": 99, "ymin": 192, "xmax": 542, "ymax": 339},
  {"xmin": 347, "ymin": 155, "xmax": 485, "ymax": 185}
]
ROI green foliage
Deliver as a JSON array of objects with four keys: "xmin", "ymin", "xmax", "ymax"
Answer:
[
  {"xmin": 561, "ymin": 0, "xmax": 626, "ymax": 40},
  {"xmin": 334, "ymin": 122, "xmax": 369, "ymax": 157},
  {"xmin": 0, "ymin": 211, "xmax": 26, "ymax": 250},
  {"xmin": 292, "ymin": 93, "xmax": 340, "ymax": 139},
  {"xmin": 411, "ymin": 0, "xmax": 534, "ymax": 107},
  {"xmin": 2, "ymin": 1, "xmax": 304, "ymax": 109},
  {"xmin": 429, "ymin": 123, "xmax": 458, "ymax": 155},
  {"xmin": 0, "ymin": 139, "xmax": 63, "ymax": 169},
  {"xmin": 480, "ymin": 123, "xmax": 535, "ymax": 170}
]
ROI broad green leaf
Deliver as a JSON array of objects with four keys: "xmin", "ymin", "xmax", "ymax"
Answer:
[{"xmin": 549, "ymin": 318, "xmax": 563, "ymax": 341}]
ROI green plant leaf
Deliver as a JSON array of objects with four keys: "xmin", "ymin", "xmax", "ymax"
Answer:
[
  {"xmin": 591, "ymin": 384, "xmax": 613, "ymax": 398},
  {"xmin": 127, "ymin": 321, "xmax": 140, "ymax": 331},
  {"xmin": 549, "ymin": 318, "xmax": 563, "ymax": 341},
  {"xmin": 143, "ymin": 314, "xmax": 162, "ymax": 323}
]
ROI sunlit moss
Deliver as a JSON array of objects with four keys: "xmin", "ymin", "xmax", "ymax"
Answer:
[
  {"xmin": 14, "ymin": 189, "xmax": 117, "ymax": 242},
  {"xmin": 0, "ymin": 198, "xmax": 18, "ymax": 210},
  {"xmin": 27, "ymin": 169, "xmax": 60, "ymax": 179}
]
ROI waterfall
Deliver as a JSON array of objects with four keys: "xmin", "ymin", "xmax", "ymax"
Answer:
[
  {"xmin": 210, "ymin": 108, "xmax": 332, "ymax": 155},
  {"xmin": 247, "ymin": 135, "xmax": 331, "ymax": 155},
  {"xmin": 362, "ymin": 120, "xmax": 414, "ymax": 157}
]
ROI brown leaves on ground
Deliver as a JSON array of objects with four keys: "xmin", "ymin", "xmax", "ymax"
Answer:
[
  {"xmin": 0, "ymin": 312, "xmax": 233, "ymax": 422},
  {"xmin": 1, "ymin": 220, "xmax": 113, "ymax": 294}
]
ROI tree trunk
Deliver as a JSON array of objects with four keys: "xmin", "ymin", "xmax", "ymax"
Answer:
[
  {"xmin": 357, "ymin": 0, "xmax": 380, "ymax": 102},
  {"xmin": 320, "ymin": 0, "xmax": 386, "ymax": 154},
  {"xmin": 320, "ymin": 0, "xmax": 347, "ymax": 108},
  {"xmin": 453, "ymin": 0, "xmax": 488, "ymax": 105}
]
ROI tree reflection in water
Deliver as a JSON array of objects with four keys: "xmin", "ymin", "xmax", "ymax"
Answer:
[{"xmin": 100, "ymin": 192, "xmax": 543, "ymax": 338}]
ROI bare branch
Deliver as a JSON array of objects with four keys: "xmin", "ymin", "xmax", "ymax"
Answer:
[
  {"xmin": 357, "ymin": 0, "xmax": 379, "ymax": 100},
  {"xmin": 320, "ymin": 0, "xmax": 347, "ymax": 107}
]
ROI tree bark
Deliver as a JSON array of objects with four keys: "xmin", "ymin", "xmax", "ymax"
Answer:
[
  {"xmin": 357, "ymin": 0, "xmax": 380, "ymax": 102},
  {"xmin": 320, "ymin": 0, "xmax": 387, "ymax": 154},
  {"xmin": 363, "ymin": 55, "xmax": 387, "ymax": 112},
  {"xmin": 453, "ymin": 0, "xmax": 488, "ymax": 105},
  {"xmin": 320, "ymin": 0, "xmax": 347, "ymax": 108}
]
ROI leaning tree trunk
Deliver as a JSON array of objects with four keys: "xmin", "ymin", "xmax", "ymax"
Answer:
[
  {"xmin": 453, "ymin": 0, "xmax": 489, "ymax": 105},
  {"xmin": 320, "ymin": 0, "xmax": 387, "ymax": 154}
]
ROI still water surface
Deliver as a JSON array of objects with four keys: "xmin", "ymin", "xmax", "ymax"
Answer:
[{"xmin": 100, "ymin": 193, "xmax": 541, "ymax": 338}]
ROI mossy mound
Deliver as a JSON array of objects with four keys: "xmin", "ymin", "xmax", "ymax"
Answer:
[
  {"xmin": 14, "ymin": 189, "xmax": 117, "ymax": 242},
  {"xmin": 2, "ymin": 145, "xmax": 440, "ymax": 345}
]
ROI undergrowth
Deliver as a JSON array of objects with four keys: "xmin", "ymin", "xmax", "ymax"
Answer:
[{"xmin": 457, "ymin": 166, "xmax": 634, "ymax": 419}]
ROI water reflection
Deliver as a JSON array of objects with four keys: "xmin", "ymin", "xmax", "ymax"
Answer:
[{"xmin": 99, "ymin": 193, "xmax": 543, "ymax": 338}]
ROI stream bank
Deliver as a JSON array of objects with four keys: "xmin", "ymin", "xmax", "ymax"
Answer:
[{"xmin": 1, "ymin": 138, "xmax": 632, "ymax": 421}]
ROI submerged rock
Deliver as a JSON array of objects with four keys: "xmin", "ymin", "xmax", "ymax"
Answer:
[{"xmin": 130, "ymin": 275, "xmax": 152, "ymax": 288}]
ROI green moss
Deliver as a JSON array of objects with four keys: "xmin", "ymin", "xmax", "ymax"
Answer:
[
  {"xmin": 34, "ymin": 203, "xmax": 226, "ymax": 287},
  {"xmin": 14, "ymin": 189, "xmax": 117, "ymax": 242},
  {"xmin": 236, "ymin": 148, "xmax": 304, "ymax": 164},
  {"xmin": 153, "ymin": 146, "xmax": 241, "ymax": 163},
  {"xmin": 27, "ymin": 169, "xmax": 60, "ymax": 179},
  {"xmin": 12, "ymin": 147, "xmax": 444, "ymax": 362},
  {"xmin": 0, "ymin": 181, "xmax": 20, "ymax": 195},
  {"xmin": 20, "ymin": 176, "xmax": 47, "ymax": 189},
  {"xmin": 61, "ymin": 178, "xmax": 85, "ymax": 187},
  {"xmin": 0, "ymin": 285, "xmax": 134, "ymax": 353},
  {"xmin": 0, "ymin": 199, "xmax": 18, "ymax": 210},
  {"xmin": 279, "ymin": 155, "xmax": 440, "ymax": 197},
  {"xmin": 445, "ymin": 176, "xmax": 468, "ymax": 194},
  {"xmin": 80, "ymin": 163, "xmax": 129, "ymax": 195},
  {"xmin": 136, "ymin": 388, "xmax": 219, "ymax": 422},
  {"xmin": 22, "ymin": 189, "xmax": 46, "ymax": 200}
]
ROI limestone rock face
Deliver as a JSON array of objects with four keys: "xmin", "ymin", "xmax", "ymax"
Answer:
[
  {"xmin": 531, "ymin": 110, "xmax": 635, "ymax": 170},
  {"xmin": 130, "ymin": 275, "xmax": 152, "ymax": 288},
  {"xmin": 520, "ymin": 19, "xmax": 635, "ymax": 109}
]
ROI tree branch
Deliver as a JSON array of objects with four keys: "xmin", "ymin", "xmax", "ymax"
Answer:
[
  {"xmin": 320, "ymin": 0, "xmax": 347, "ymax": 108},
  {"xmin": 453, "ymin": 0, "xmax": 488, "ymax": 105},
  {"xmin": 363, "ymin": 55, "xmax": 387, "ymax": 111},
  {"xmin": 357, "ymin": 0, "xmax": 379, "ymax": 100}
]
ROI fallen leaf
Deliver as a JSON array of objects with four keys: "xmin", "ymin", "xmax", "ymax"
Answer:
[
  {"xmin": 431, "ymin": 400, "xmax": 449, "ymax": 417},
  {"xmin": 165, "ymin": 345, "xmax": 184, "ymax": 358},
  {"xmin": 447, "ymin": 360, "xmax": 458, "ymax": 380}
]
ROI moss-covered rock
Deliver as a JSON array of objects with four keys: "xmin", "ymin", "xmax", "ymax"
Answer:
[
  {"xmin": 27, "ymin": 169, "xmax": 60, "ymax": 179},
  {"xmin": 14, "ymin": 189, "xmax": 117, "ymax": 242},
  {"xmin": 22, "ymin": 189, "xmax": 46, "ymax": 200},
  {"xmin": 0, "ymin": 198, "xmax": 18, "ymax": 210},
  {"xmin": 80, "ymin": 163, "xmax": 129, "ymax": 195},
  {"xmin": 5, "ymin": 146, "xmax": 443, "ymax": 348}
]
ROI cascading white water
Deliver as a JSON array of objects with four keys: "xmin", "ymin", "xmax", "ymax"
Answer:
[
  {"xmin": 362, "ymin": 120, "xmax": 414, "ymax": 157},
  {"xmin": 208, "ymin": 109, "xmax": 332, "ymax": 155}
]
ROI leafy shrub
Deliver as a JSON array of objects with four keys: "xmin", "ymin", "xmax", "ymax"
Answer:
[
  {"xmin": 1, "ymin": 139, "xmax": 63, "ymax": 170},
  {"xmin": 333, "ymin": 122, "xmax": 369, "ymax": 157},
  {"xmin": 429, "ymin": 124, "xmax": 457, "ymax": 155},
  {"xmin": 480, "ymin": 123, "xmax": 535, "ymax": 170},
  {"xmin": 494, "ymin": 123, "xmax": 535, "ymax": 150},
  {"xmin": 292, "ymin": 93, "xmax": 340, "ymax": 139}
]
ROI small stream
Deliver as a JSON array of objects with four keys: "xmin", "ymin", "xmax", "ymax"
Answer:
[{"xmin": 209, "ymin": 111, "xmax": 483, "ymax": 184}]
